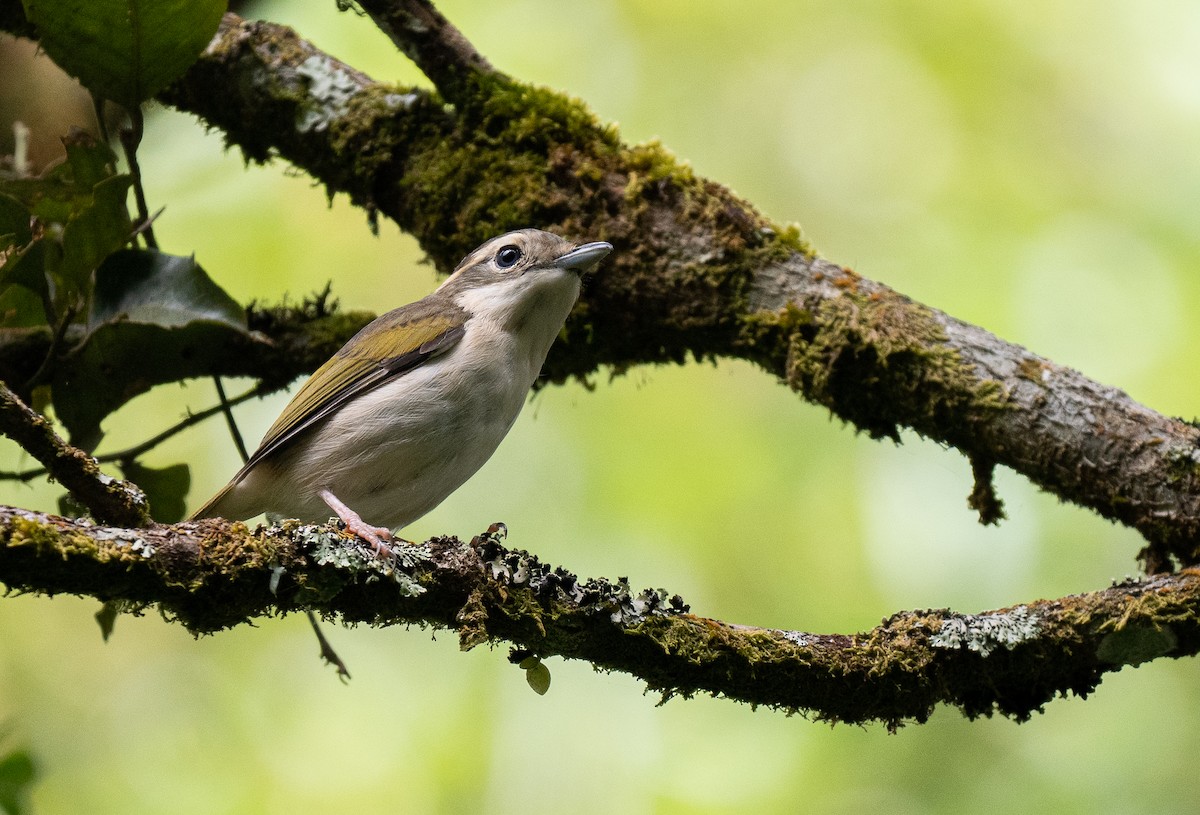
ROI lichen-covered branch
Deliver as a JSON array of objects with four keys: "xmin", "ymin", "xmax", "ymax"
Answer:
[
  {"xmin": 1, "ymin": 503, "xmax": 1197, "ymax": 726},
  {"xmin": 0, "ymin": 384, "xmax": 149, "ymax": 527}
]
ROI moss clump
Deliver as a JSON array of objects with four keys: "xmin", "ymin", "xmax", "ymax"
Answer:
[
  {"xmin": 8, "ymin": 516, "xmax": 99, "ymax": 558},
  {"xmin": 748, "ymin": 284, "xmax": 1011, "ymax": 443},
  {"xmin": 465, "ymin": 74, "xmax": 622, "ymax": 153}
]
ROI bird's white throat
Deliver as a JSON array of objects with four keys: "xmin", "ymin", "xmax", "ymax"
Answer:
[{"xmin": 450, "ymin": 267, "xmax": 581, "ymax": 363}]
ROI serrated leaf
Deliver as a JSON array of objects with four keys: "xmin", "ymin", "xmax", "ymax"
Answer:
[
  {"xmin": 89, "ymin": 249, "xmax": 244, "ymax": 330},
  {"xmin": 21, "ymin": 0, "xmax": 228, "ymax": 107},
  {"xmin": 119, "ymin": 459, "xmax": 190, "ymax": 522}
]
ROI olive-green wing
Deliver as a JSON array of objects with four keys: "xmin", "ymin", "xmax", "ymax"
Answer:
[{"xmin": 237, "ymin": 297, "xmax": 467, "ymax": 475}]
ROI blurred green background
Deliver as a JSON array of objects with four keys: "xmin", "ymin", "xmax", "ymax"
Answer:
[{"xmin": 3, "ymin": 1, "xmax": 1200, "ymax": 812}]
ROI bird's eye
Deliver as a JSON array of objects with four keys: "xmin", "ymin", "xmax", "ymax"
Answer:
[{"xmin": 495, "ymin": 245, "xmax": 523, "ymax": 269}]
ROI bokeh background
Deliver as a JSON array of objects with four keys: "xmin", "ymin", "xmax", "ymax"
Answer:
[{"xmin": 4, "ymin": 1, "xmax": 1200, "ymax": 812}]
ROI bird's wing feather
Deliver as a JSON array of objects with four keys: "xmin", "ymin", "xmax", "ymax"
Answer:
[{"xmin": 239, "ymin": 297, "xmax": 468, "ymax": 475}]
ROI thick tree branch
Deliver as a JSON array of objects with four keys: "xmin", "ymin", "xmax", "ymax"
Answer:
[
  {"xmin": 0, "ymin": 383, "xmax": 149, "ymax": 526},
  {"xmin": 1, "ymin": 504, "xmax": 1196, "ymax": 727}
]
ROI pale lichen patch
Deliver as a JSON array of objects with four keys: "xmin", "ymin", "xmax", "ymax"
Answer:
[{"xmin": 930, "ymin": 606, "xmax": 1040, "ymax": 657}]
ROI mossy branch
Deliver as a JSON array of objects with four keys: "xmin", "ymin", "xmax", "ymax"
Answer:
[{"xmin": 2, "ymin": 503, "xmax": 1197, "ymax": 727}]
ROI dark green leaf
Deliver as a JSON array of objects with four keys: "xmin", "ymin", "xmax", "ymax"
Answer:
[
  {"xmin": 0, "ymin": 133, "xmax": 133, "ymax": 314},
  {"xmin": 94, "ymin": 601, "xmax": 120, "ymax": 642},
  {"xmin": 119, "ymin": 459, "xmax": 190, "ymax": 522},
  {"xmin": 0, "ymin": 194, "xmax": 31, "ymax": 244},
  {"xmin": 0, "ymin": 285, "xmax": 47, "ymax": 328},
  {"xmin": 0, "ymin": 193, "xmax": 44, "ymax": 296},
  {"xmin": 53, "ymin": 317, "xmax": 257, "ymax": 450},
  {"xmin": 21, "ymin": 0, "xmax": 228, "ymax": 107},
  {"xmin": 0, "ymin": 747, "xmax": 36, "ymax": 815},
  {"xmin": 55, "ymin": 174, "xmax": 134, "ymax": 301},
  {"xmin": 90, "ymin": 249, "xmax": 245, "ymax": 330}
]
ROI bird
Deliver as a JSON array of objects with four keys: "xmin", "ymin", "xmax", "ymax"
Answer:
[{"xmin": 190, "ymin": 228, "xmax": 613, "ymax": 553}]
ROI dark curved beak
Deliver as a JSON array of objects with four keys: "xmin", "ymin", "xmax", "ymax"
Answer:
[{"xmin": 555, "ymin": 241, "xmax": 613, "ymax": 273}]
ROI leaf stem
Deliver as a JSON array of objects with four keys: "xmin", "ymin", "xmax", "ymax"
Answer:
[{"xmin": 118, "ymin": 106, "xmax": 157, "ymax": 250}]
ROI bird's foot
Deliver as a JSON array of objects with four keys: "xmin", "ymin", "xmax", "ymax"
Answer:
[{"xmin": 319, "ymin": 489, "xmax": 393, "ymax": 558}]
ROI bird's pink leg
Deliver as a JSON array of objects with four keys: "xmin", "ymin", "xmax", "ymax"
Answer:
[{"xmin": 319, "ymin": 489, "xmax": 393, "ymax": 557}]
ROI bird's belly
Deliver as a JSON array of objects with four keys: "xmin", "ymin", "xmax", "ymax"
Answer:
[{"xmin": 265, "ymin": 335, "xmax": 533, "ymax": 528}]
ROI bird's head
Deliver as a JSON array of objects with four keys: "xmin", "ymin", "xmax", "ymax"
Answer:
[{"xmin": 438, "ymin": 229, "xmax": 612, "ymax": 332}]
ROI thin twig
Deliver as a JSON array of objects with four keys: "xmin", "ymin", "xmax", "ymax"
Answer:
[
  {"xmin": 21, "ymin": 304, "xmax": 75, "ymax": 393},
  {"xmin": 212, "ymin": 377, "xmax": 249, "ymax": 464},
  {"xmin": 0, "ymin": 382, "xmax": 149, "ymax": 527},
  {"xmin": 118, "ymin": 107, "xmax": 157, "ymax": 249},
  {"xmin": 307, "ymin": 611, "xmax": 351, "ymax": 681}
]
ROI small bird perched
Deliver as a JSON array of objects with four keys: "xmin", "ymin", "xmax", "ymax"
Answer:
[{"xmin": 191, "ymin": 229, "xmax": 612, "ymax": 552}]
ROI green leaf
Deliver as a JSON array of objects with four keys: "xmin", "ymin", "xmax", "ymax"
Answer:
[
  {"xmin": 2, "ymin": 132, "xmax": 122, "ymax": 222},
  {"xmin": 0, "ymin": 194, "xmax": 31, "ymax": 246},
  {"xmin": 0, "ymin": 747, "xmax": 36, "ymax": 815},
  {"xmin": 94, "ymin": 601, "xmax": 121, "ymax": 642},
  {"xmin": 54, "ymin": 252, "xmax": 250, "ymax": 449},
  {"xmin": 56, "ymin": 174, "xmax": 134, "ymax": 303},
  {"xmin": 523, "ymin": 658, "xmax": 552, "ymax": 695},
  {"xmin": 0, "ymin": 132, "xmax": 133, "ymax": 316},
  {"xmin": 119, "ymin": 459, "xmax": 190, "ymax": 523},
  {"xmin": 0, "ymin": 285, "xmax": 47, "ymax": 328},
  {"xmin": 0, "ymin": 194, "xmax": 44, "ymax": 297},
  {"xmin": 21, "ymin": 0, "xmax": 228, "ymax": 107},
  {"xmin": 89, "ymin": 249, "xmax": 244, "ymax": 330}
]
